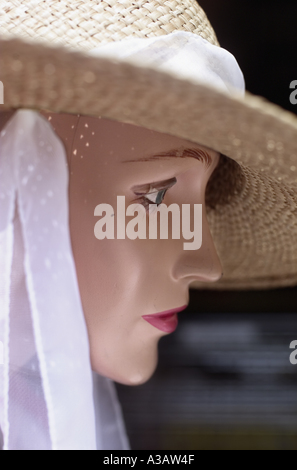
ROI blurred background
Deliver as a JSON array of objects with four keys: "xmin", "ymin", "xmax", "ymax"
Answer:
[{"xmin": 116, "ymin": 0, "xmax": 297, "ymax": 451}]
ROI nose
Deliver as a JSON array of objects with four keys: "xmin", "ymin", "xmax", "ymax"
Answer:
[{"xmin": 172, "ymin": 209, "xmax": 223, "ymax": 284}]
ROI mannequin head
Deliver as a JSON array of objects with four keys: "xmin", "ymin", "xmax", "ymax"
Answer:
[{"xmin": 1, "ymin": 110, "xmax": 222, "ymax": 385}]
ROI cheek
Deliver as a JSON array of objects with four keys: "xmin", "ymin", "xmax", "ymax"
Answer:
[
  {"xmin": 69, "ymin": 211, "xmax": 161, "ymax": 384},
  {"xmin": 72, "ymin": 229, "xmax": 176, "ymax": 320},
  {"xmin": 72, "ymin": 235, "xmax": 166, "ymax": 384},
  {"xmin": 81, "ymin": 240, "xmax": 145, "ymax": 313}
]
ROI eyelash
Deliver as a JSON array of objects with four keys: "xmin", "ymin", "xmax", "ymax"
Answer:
[{"xmin": 134, "ymin": 188, "xmax": 169, "ymax": 214}]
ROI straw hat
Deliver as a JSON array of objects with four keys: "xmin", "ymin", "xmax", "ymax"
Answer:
[{"xmin": 1, "ymin": 0, "xmax": 297, "ymax": 290}]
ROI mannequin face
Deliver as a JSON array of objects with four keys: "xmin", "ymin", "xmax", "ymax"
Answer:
[{"xmin": 38, "ymin": 112, "xmax": 223, "ymax": 385}]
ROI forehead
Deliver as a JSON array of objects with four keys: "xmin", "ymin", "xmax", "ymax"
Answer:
[
  {"xmin": 76, "ymin": 115, "xmax": 210, "ymax": 162},
  {"xmin": 41, "ymin": 112, "xmax": 218, "ymax": 169}
]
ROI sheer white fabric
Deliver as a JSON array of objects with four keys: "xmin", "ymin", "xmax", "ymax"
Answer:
[
  {"xmin": 0, "ymin": 110, "xmax": 129, "ymax": 450},
  {"xmin": 91, "ymin": 31, "xmax": 245, "ymax": 95}
]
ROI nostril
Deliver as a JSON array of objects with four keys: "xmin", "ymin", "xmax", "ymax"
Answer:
[
  {"xmin": 203, "ymin": 271, "xmax": 223, "ymax": 283},
  {"xmin": 178, "ymin": 267, "xmax": 223, "ymax": 283},
  {"xmin": 210, "ymin": 271, "xmax": 224, "ymax": 283}
]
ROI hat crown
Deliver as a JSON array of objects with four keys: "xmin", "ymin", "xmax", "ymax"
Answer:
[{"xmin": 0, "ymin": 0, "xmax": 219, "ymax": 49}]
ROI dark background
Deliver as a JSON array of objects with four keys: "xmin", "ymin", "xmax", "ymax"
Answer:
[
  {"xmin": 199, "ymin": 0, "xmax": 297, "ymax": 115},
  {"xmin": 116, "ymin": 0, "xmax": 297, "ymax": 450}
]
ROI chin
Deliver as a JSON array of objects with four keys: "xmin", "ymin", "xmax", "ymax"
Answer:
[
  {"xmin": 91, "ymin": 344, "xmax": 159, "ymax": 387},
  {"xmin": 121, "ymin": 360, "xmax": 158, "ymax": 387}
]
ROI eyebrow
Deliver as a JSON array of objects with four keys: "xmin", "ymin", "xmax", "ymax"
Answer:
[{"xmin": 123, "ymin": 147, "xmax": 213, "ymax": 168}]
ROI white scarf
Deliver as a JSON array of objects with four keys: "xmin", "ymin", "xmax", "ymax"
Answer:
[{"xmin": 0, "ymin": 110, "xmax": 129, "ymax": 450}]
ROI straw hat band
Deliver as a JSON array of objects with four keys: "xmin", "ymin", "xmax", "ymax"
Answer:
[{"xmin": 0, "ymin": 0, "xmax": 219, "ymax": 49}]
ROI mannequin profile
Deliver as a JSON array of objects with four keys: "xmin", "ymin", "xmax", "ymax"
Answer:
[
  {"xmin": 42, "ymin": 111, "xmax": 222, "ymax": 385},
  {"xmin": 0, "ymin": 110, "xmax": 222, "ymax": 386}
]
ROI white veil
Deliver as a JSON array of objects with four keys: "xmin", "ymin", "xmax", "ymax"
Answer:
[{"xmin": 0, "ymin": 110, "xmax": 129, "ymax": 450}]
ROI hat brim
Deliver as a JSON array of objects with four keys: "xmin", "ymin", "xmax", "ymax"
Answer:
[{"xmin": 1, "ymin": 37, "xmax": 297, "ymax": 290}]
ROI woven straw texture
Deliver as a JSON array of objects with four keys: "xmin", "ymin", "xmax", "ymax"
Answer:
[
  {"xmin": 0, "ymin": 1, "xmax": 297, "ymax": 290},
  {"xmin": 0, "ymin": 0, "xmax": 219, "ymax": 49}
]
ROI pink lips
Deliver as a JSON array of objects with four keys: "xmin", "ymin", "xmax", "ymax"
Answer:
[{"xmin": 142, "ymin": 305, "xmax": 187, "ymax": 333}]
